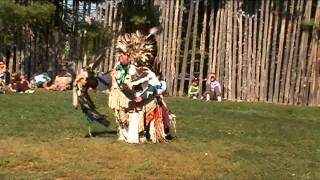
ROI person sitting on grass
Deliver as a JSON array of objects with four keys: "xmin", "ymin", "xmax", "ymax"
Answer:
[
  {"xmin": 8, "ymin": 74, "xmax": 34, "ymax": 93},
  {"xmin": 0, "ymin": 60, "xmax": 10, "ymax": 85},
  {"xmin": 188, "ymin": 78, "xmax": 200, "ymax": 99},
  {"xmin": 203, "ymin": 74, "xmax": 222, "ymax": 102},
  {"xmin": 0, "ymin": 76, "xmax": 5, "ymax": 94},
  {"xmin": 19, "ymin": 75, "xmax": 34, "ymax": 93},
  {"xmin": 45, "ymin": 69, "xmax": 72, "ymax": 91},
  {"xmin": 32, "ymin": 72, "xmax": 52, "ymax": 88}
]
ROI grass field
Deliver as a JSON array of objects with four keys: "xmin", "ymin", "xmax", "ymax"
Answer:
[{"xmin": 0, "ymin": 90, "xmax": 320, "ymax": 179}]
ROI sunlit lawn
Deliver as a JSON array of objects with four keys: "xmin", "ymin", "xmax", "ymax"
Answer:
[{"xmin": 0, "ymin": 90, "xmax": 319, "ymax": 179}]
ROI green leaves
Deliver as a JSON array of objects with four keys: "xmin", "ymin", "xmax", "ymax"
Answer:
[
  {"xmin": 130, "ymin": 15, "xmax": 149, "ymax": 25},
  {"xmin": 0, "ymin": 0, "xmax": 55, "ymax": 26},
  {"xmin": 301, "ymin": 18, "xmax": 320, "ymax": 31},
  {"xmin": 0, "ymin": 0, "xmax": 55, "ymax": 46}
]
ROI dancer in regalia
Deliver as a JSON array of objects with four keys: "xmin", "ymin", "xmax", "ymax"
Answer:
[
  {"xmin": 72, "ymin": 28, "xmax": 176, "ymax": 143},
  {"xmin": 108, "ymin": 29, "xmax": 176, "ymax": 143}
]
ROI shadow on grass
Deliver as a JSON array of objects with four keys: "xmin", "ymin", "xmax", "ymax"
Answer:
[{"xmin": 84, "ymin": 130, "xmax": 117, "ymax": 138}]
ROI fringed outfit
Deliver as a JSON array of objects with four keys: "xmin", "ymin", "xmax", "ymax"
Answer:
[{"xmin": 108, "ymin": 30, "xmax": 176, "ymax": 144}]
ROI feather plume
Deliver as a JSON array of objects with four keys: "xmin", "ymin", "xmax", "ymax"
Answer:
[{"xmin": 116, "ymin": 28, "xmax": 158, "ymax": 68}]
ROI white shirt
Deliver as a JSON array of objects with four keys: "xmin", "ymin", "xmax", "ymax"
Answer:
[{"xmin": 210, "ymin": 80, "xmax": 221, "ymax": 91}]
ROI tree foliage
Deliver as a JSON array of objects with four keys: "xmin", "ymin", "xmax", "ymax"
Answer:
[{"xmin": 0, "ymin": 0, "xmax": 55, "ymax": 45}]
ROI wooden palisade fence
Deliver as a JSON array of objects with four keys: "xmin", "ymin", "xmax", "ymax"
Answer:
[
  {"xmin": 1, "ymin": 0, "xmax": 320, "ymax": 106},
  {"xmin": 150, "ymin": 0, "xmax": 320, "ymax": 105}
]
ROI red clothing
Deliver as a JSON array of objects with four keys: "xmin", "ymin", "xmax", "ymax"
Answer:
[{"xmin": 15, "ymin": 81, "xmax": 30, "ymax": 92}]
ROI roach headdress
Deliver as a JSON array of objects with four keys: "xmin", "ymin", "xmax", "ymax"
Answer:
[{"xmin": 116, "ymin": 27, "xmax": 159, "ymax": 68}]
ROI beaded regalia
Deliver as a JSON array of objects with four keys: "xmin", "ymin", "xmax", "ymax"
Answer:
[
  {"xmin": 108, "ymin": 28, "xmax": 176, "ymax": 143},
  {"xmin": 72, "ymin": 28, "xmax": 176, "ymax": 143}
]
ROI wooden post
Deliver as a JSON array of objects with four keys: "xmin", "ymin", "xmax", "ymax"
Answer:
[
  {"xmin": 167, "ymin": 0, "xmax": 175, "ymax": 95},
  {"xmin": 189, "ymin": 0, "xmax": 199, "ymax": 87},
  {"xmin": 273, "ymin": 1, "xmax": 288, "ymax": 103},
  {"xmin": 256, "ymin": 0, "xmax": 265, "ymax": 101},
  {"xmin": 295, "ymin": 0, "xmax": 313, "ymax": 104},
  {"xmin": 208, "ymin": 1, "xmax": 215, "ymax": 74},
  {"xmin": 282, "ymin": 0, "xmax": 296, "ymax": 103},
  {"xmin": 307, "ymin": 1, "xmax": 320, "ymax": 105},
  {"xmin": 237, "ymin": 0, "xmax": 243, "ymax": 100},
  {"xmin": 226, "ymin": 0, "xmax": 233, "ymax": 100},
  {"xmin": 232, "ymin": 0, "xmax": 238, "ymax": 100},
  {"xmin": 199, "ymin": 0, "xmax": 208, "ymax": 98},
  {"xmin": 212, "ymin": 3, "xmax": 221, "ymax": 74},
  {"xmin": 170, "ymin": 0, "xmax": 180, "ymax": 96},
  {"xmin": 173, "ymin": 0, "xmax": 184, "ymax": 96},
  {"xmin": 289, "ymin": 0, "xmax": 303, "ymax": 104},
  {"xmin": 178, "ymin": 1, "xmax": 195, "ymax": 96}
]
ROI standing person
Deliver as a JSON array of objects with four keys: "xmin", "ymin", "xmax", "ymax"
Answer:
[
  {"xmin": 108, "ymin": 30, "xmax": 175, "ymax": 143},
  {"xmin": 188, "ymin": 78, "xmax": 199, "ymax": 99},
  {"xmin": 156, "ymin": 73, "xmax": 167, "ymax": 95}
]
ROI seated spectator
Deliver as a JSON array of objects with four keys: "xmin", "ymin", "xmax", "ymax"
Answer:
[
  {"xmin": 0, "ymin": 76, "xmax": 5, "ymax": 93},
  {"xmin": 0, "ymin": 60, "xmax": 10, "ymax": 85},
  {"xmin": 19, "ymin": 75, "xmax": 34, "ymax": 93},
  {"xmin": 32, "ymin": 72, "xmax": 52, "ymax": 88},
  {"xmin": 8, "ymin": 73, "xmax": 19, "ymax": 92},
  {"xmin": 0, "ymin": 60, "xmax": 6, "ymax": 74},
  {"xmin": 45, "ymin": 69, "xmax": 72, "ymax": 91},
  {"xmin": 8, "ymin": 74, "xmax": 34, "ymax": 93},
  {"xmin": 188, "ymin": 78, "xmax": 199, "ymax": 99},
  {"xmin": 203, "ymin": 74, "xmax": 222, "ymax": 102}
]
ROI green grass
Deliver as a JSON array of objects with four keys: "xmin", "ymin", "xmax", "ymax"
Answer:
[{"xmin": 0, "ymin": 90, "xmax": 320, "ymax": 179}]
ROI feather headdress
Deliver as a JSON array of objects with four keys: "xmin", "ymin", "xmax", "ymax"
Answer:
[{"xmin": 116, "ymin": 28, "xmax": 158, "ymax": 68}]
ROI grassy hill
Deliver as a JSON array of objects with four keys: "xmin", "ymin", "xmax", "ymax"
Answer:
[{"xmin": 0, "ymin": 91, "xmax": 319, "ymax": 179}]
